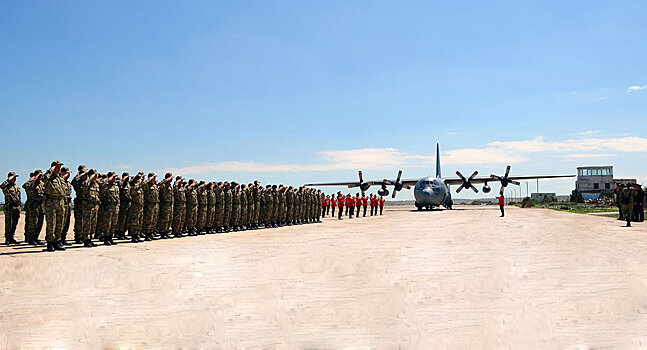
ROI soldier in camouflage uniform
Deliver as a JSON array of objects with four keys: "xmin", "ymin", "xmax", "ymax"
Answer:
[
  {"xmin": 23, "ymin": 169, "xmax": 44, "ymax": 245},
  {"xmin": 1, "ymin": 172, "xmax": 21, "ymax": 245},
  {"xmin": 252, "ymin": 181, "xmax": 261, "ymax": 229},
  {"xmin": 287, "ymin": 186, "xmax": 295, "ymax": 225},
  {"xmin": 185, "ymin": 179, "xmax": 198, "ymax": 235},
  {"xmin": 206, "ymin": 182, "xmax": 216, "ymax": 233},
  {"xmin": 157, "ymin": 172, "xmax": 174, "ymax": 239},
  {"xmin": 247, "ymin": 183, "xmax": 254, "ymax": 230},
  {"xmin": 60, "ymin": 167, "xmax": 73, "ymax": 245},
  {"xmin": 171, "ymin": 176, "xmax": 186, "ymax": 238},
  {"xmin": 222, "ymin": 182, "xmax": 232, "ymax": 232},
  {"xmin": 116, "ymin": 172, "xmax": 131, "ymax": 240},
  {"xmin": 142, "ymin": 173, "xmax": 160, "ymax": 241},
  {"xmin": 71, "ymin": 165, "xmax": 87, "ymax": 243},
  {"xmin": 619, "ymin": 183, "xmax": 636, "ymax": 227},
  {"xmin": 196, "ymin": 181, "xmax": 208, "ymax": 234},
  {"xmin": 230, "ymin": 182, "xmax": 241, "ymax": 231},
  {"xmin": 240, "ymin": 184, "xmax": 248, "ymax": 230},
  {"xmin": 271, "ymin": 185, "xmax": 279, "ymax": 227},
  {"xmin": 98, "ymin": 172, "xmax": 120, "ymax": 245},
  {"xmin": 128, "ymin": 174, "xmax": 144, "ymax": 243},
  {"xmin": 214, "ymin": 182, "xmax": 224, "ymax": 232},
  {"xmin": 277, "ymin": 186, "xmax": 286, "ymax": 226},
  {"xmin": 262, "ymin": 185, "xmax": 273, "ymax": 228},
  {"xmin": 95, "ymin": 173, "xmax": 107, "ymax": 240},
  {"xmin": 80, "ymin": 168, "xmax": 100, "ymax": 248},
  {"xmin": 42, "ymin": 161, "xmax": 69, "ymax": 251},
  {"xmin": 316, "ymin": 190, "xmax": 323, "ymax": 222}
]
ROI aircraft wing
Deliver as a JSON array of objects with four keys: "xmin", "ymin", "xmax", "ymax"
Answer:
[
  {"xmin": 444, "ymin": 174, "xmax": 575, "ymax": 186},
  {"xmin": 303, "ymin": 181, "xmax": 361, "ymax": 188}
]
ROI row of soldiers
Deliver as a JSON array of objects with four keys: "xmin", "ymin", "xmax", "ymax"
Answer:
[
  {"xmin": 2, "ymin": 161, "xmax": 326, "ymax": 251},
  {"xmin": 615, "ymin": 183, "xmax": 645, "ymax": 227}
]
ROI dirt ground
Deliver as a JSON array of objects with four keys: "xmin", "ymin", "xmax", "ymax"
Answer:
[{"xmin": 1, "ymin": 206, "xmax": 647, "ymax": 348}]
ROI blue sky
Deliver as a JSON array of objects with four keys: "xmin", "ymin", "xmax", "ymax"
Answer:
[{"xmin": 1, "ymin": 1, "xmax": 646, "ymax": 200}]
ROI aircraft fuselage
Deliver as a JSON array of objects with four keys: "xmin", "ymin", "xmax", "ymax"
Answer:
[{"xmin": 413, "ymin": 176, "xmax": 452, "ymax": 209}]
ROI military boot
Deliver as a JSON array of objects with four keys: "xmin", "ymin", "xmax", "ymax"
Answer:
[
  {"xmin": 83, "ymin": 240, "xmax": 97, "ymax": 247},
  {"xmin": 46, "ymin": 242, "xmax": 56, "ymax": 252},
  {"xmin": 60, "ymin": 239, "xmax": 72, "ymax": 246},
  {"xmin": 74, "ymin": 237, "xmax": 83, "ymax": 244},
  {"xmin": 54, "ymin": 241, "xmax": 66, "ymax": 251}
]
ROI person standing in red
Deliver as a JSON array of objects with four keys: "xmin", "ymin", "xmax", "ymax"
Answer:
[
  {"xmin": 346, "ymin": 194, "xmax": 355, "ymax": 218},
  {"xmin": 321, "ymin": 195, "xmax": 328, "ymax": 217},
  {"xmin": 379, "ymin": 196, "xmax": 385, "ymax": 215},
  {"xmin": 361, "ymin": 194, "xmax": 368, "ymax": 217},
  {"xmin": 337, "ymin": 192, "xmax": 344, "ymax": 220},
  {"xmin": 331, "ymin": 194, "xmax": 336, "ymax": 218},
  {"xmin": 370, "ymin": 194, "xmax": 378, "ymax": 216},
  {"xmin": 496, "ymin": 193, "xmax": 505, "ymax": 217},
  {"xmin": 354, "ymin": 193, "xmax": 362, "ymax": 218}
]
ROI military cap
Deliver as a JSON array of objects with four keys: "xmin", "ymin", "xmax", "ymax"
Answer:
[
  {"xmin": 7, "ymin": 171, "xmax": 18, "ymax": 179},
  {"xmin": 61, "ymin": 167, "xmax": 70, "ymax": 174},
  {"xmin": 199, "ymin": 180, "xmax": 205, "ymax": 185},
  {"xmin": 29, "ymin": 171, "xmax": 35, "ymax": 177},
  {"xmin": 50, "ymin": 160, "xmax": 64, "ymax": 167},
  {"xmin": 165, "ymin": 172, "xmax": 172, "ymax": 179},
  {"xmin": 148, "ymin": 172, "xmax": 157, "ymax": 178},
  {"xmin": 254, "ymin": 180, "xmax": 259, "ymax": 184},
  {"xmin": 122, "ymin": 172, "xmax": 130, "ymax": 177},
  {"xmin": 176, "ymin": 175, "xmax": 182, "ymax": 181},
  {"xmin": 107, "ymin": 171, "xmax": 116, "ymax": 178},
  {"xmin": 88, "ymin": 168, "xmax": 97, "ymax": 175},
  {"xmin": 78, "ymin": 165, "xmax": 87, "ymax": 172},
  {"xmin": 188, "ymin": 179, "xmax": 195, "ymax": 184}
]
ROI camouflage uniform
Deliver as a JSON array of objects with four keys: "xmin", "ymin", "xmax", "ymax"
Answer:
[
  {"xmin": 286, "ymin": 189, "xmax": 294, "ymax": 224},
  {"xmin": 252, "ymin": 184, "xmax": 261, "ymax": 227},
  {"xmin": 272, "ymin": 189, "xmax": 279, "ymax": 225},
  {"xmin": 240, "ymin": 187, "xmax": 248, "ymax": 228},
  {"xmin": 172, "ymin": 180, "xmax": 186, "ymax": 235},
  {"xmin": 61, "ymin": 175, "xmax": 72, "ymax": 242},
  {"xmin": 142, "ymin": 178, "xmax": 160, "ymax": 235},
  {"xmin": 1, "ymin": 177, "xmax": 21, "ymax": 242},
  {"xmin": 157, "ymin": 178, "xmax": 174, "ymax": 235},
  {"xmin": 223, "ymin": 185, "xmax": 232, "ymax": 230},
  {"xmin": 80, "ymin": 177, "xmax": 100, "ymax": 242},
  {"xmin": 185, "ymin": 183, "xmax": 198, "ymax": 232},
  {"xmin": 98, "ymin": 179, "xmax": 120, "ymax": 239},
  {"xmin": 207, "ymin": 185, "xmax": 216, "ymax": 231},
  {"xmin": 43, "ymin": 169, "xmax": 67, "ymax": 243},
  {"xmin": 619, "ymin": 186, "xmax": 636, "ymax": 226},
  {"xmin": 117, "ymin": 177, "xmax": 131, "ymax": 236},
  {"xmin": 23, "ymin": 176, "xmax": 44, "ymax": 242},
  {"xmin": 128, "ymin": 179, "xmax": 144, "ymax": 240},
  {"xmin": 214, "ymin": 184, "xmax": 224, "ymax": 230},
  {"xmin": 263, "ymin": 188, "xmax": 273, "ymax": 226},
  {"xmin": 71, "ymin": 172, "xmax": 85, "ymax": 241},
  {"xmin": 247, "ymin": 186, "xmax": 254, "ymax": 228},
  {"xmin": 278, "ymin": 188, "xmax": 286, "ymax": 224},
  {"xmin": 230, "ymin": 187, "xmax": 241, "ymax": 228},
  {"xmin": 197, "ymin": 184, "xmax": 208, "ymax": 232}
]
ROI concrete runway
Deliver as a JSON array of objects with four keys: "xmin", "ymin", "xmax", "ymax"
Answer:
[{"xmin": 1, "ymin": 206, "xmax": 647, "ymax": 348}]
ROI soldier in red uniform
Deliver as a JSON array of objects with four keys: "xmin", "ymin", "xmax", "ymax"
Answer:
[
  {"xmin": 346, "ymin": 194, "xmax": 355, "ymax": 218},
  {"xmin": 337, "ymin": 192, "xmax": 344, "ymax": 220},
  {"xmin": 331, "ymin": 194, "xmax": 336, "ymax": 218},
  {"xmin": 496, "ymin": 194, "xmax": 505, "ymax": 217},
  {"xmin": 361, "ymin": 195, "xmax": 368, "ymax": 217},
  {"xmin": 370, "ymin": 194, "xmax": 378, "ymax": 216},
  {"xmin": 321, "ymin": 195, "xmax": 328, "ymax": 217},
  {"xmin": 379, "ymin": 196, "xmax": 385, "ymax": 215},
  {"xmin": 354, "ymin": 194, "xmax": 362, "ymax": 218}
]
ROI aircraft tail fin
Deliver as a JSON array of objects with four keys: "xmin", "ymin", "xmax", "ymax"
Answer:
[{"xmin": 436, "ymin": 143, "xmax": 441, "ymax": 178}]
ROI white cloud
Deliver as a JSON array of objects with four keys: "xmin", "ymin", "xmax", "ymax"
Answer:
[
  {"xmin": 579, "ymin": 130, "xmax": 600, "ymax": 136},
  {"xmin": 563, "ymin": 153, "xmax": 615, "ymax": 159},
  {"xmin": 446, "ymin": 131, "xmax": 458, "ymax": 136},
  {"xmin": 442, "ymin": 148, "xmax": 526, "ymax": 165},
  {"xmin": 627, "ymin": 85, "xmax": 646, "ymax": 92},
  {"xmin": 489, "ymin": 136, "xmax": 647, "ymax": 153}
]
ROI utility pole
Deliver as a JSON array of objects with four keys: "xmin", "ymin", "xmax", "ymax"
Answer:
[
  {"xmin": 536, "ymin": 178, "xmax": 539, "ymax": 194},
  {"xmin": 526, "ymin": 181, "xmax": 529, "ymax": 198}
]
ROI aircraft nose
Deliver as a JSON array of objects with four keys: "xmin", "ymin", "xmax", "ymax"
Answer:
[{"xmin": 421, "ymin": 188, "xmax": 434, "ymax": 196}]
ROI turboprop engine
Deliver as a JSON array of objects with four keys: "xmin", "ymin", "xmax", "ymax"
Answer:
[{"xmin": 482, "ymin": 183, "xmax": 491, "ymax": 193}]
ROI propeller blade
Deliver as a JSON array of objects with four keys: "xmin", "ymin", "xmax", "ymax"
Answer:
[
  {"xmin": 456, "ymin": 171, "xmax": 466, "ymax": 181},
  {"xmin": 510, "ymin": 180, "xmax": 521, "ymax": 186},
  {"xmin": 395, "ymin": 170, "xmax": 402, "ymax": 183},
  {"xmin": 505, "ymin": 165, "xmax": 511, "ymax": 178},
  {"xmin": 358, "ymin": 170, "xmax": 364, "ymax": 184},
  {"xmin": 469, "ymin": 184, "xmax": 479, "ymax": 193},
  {"xmin": 456, "ymin": 185, "xmax": 464, "ymax": 193},
  {"xmin": 469, "ymin": 171, "xmax": 478, "ymax": 181},
  {"xmin": 391, "ymin": 191, "xmax": 397, "ymax": 199}
]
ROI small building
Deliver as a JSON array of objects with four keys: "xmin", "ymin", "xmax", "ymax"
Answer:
[{"xmin": 575, "ymin": 166, "xmax": 636, "ymax": 200}]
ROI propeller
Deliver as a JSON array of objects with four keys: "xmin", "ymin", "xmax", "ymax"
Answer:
[
  {"xmin": 456, "ymin": 170, "xmax": 479, "ymax": 193},
  {"xmin": 490, "ymin": 165, "xmax": 521, "ymax": 193},
  {"xmin": 347, "ymin": 171, "xmax": 371, "ymax": 197},
  {"xmin": 380, "ymin": 170, "xmax": 410, "ymax": 198}
]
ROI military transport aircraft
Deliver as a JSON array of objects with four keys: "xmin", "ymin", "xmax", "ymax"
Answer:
[{"xmin": 304, "ymin": 144, "xmax": 575, "ymax": 210}]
